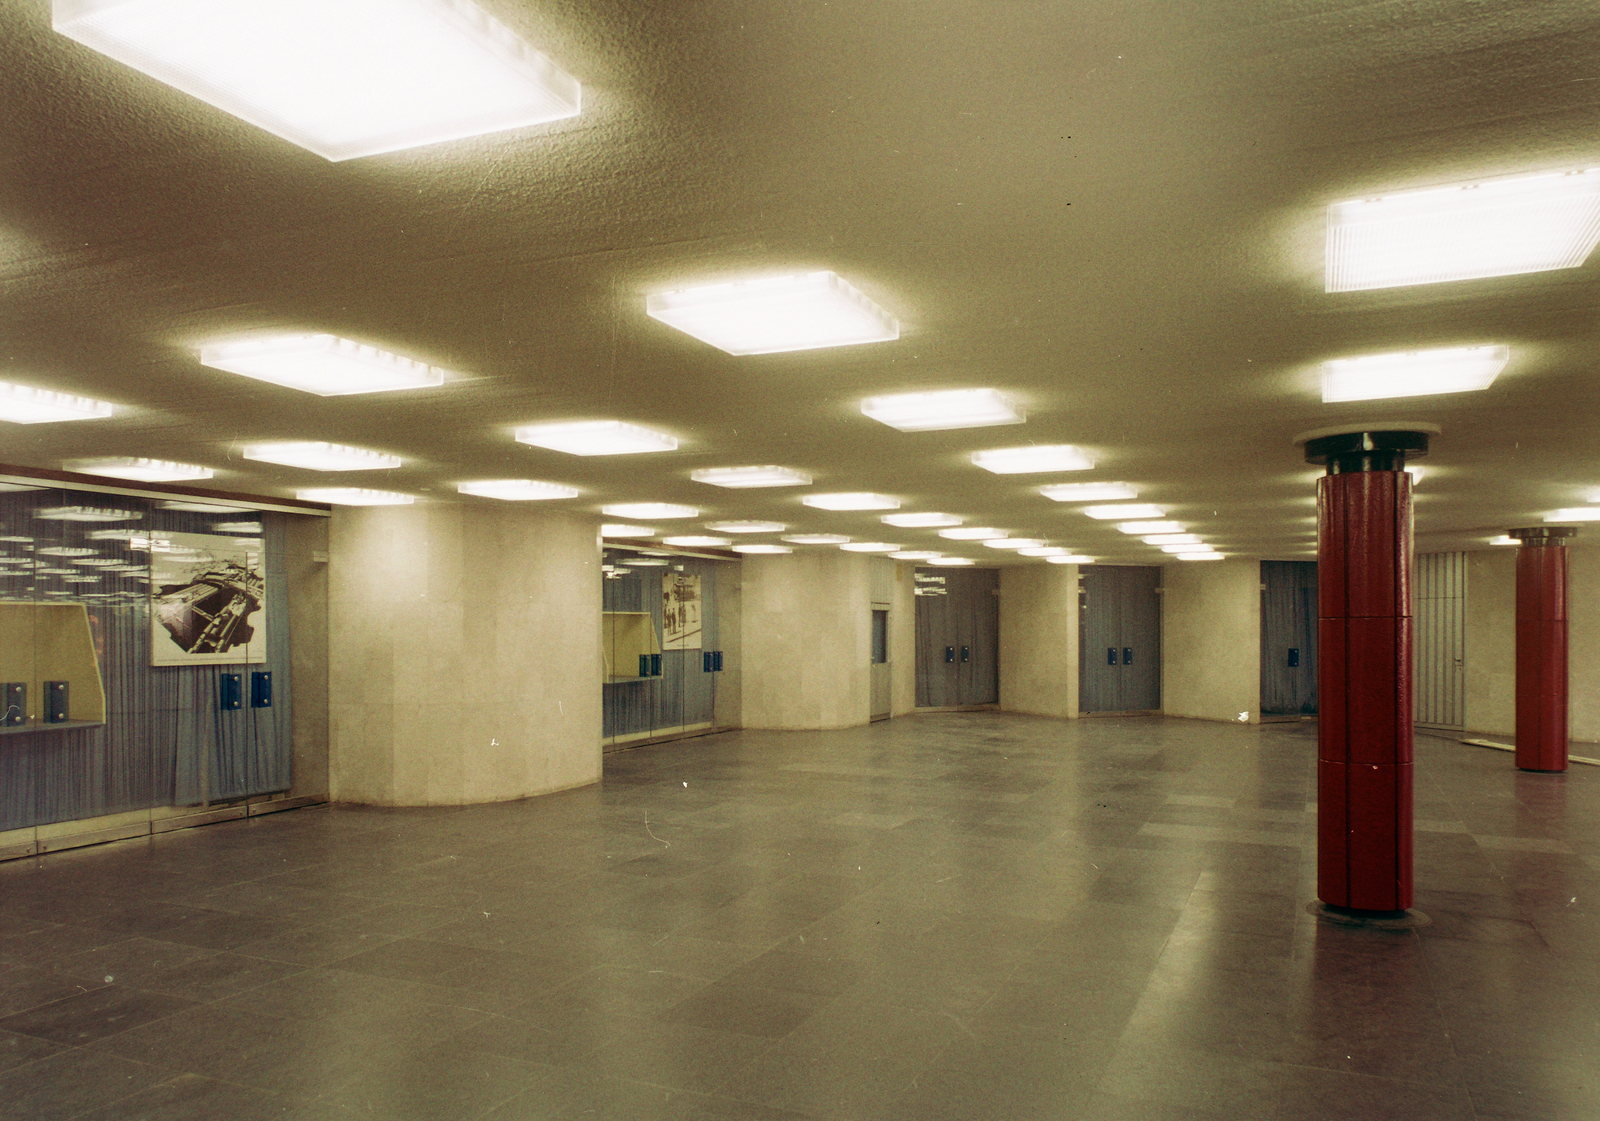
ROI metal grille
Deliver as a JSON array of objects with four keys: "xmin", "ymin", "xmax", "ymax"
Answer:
[{"xmin": 1414, "ymin": 552, "xmax": 1466, "ymax": 728}]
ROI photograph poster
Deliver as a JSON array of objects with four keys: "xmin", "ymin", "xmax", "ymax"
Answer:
[
  {"xmin": 149, "ymin": 531, "xmax": 267, "ymax": 666},
  {"xmin": 661, "ymin": 571, "xmax": 702, "ymax": 650}
]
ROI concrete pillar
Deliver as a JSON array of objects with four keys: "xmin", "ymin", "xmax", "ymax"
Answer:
[
  {"xmin": 328, "ymin": 501, "xmax": 602, "ymax": 806},
  {"xmin": 1510, "ymin": 526, "xmax": 1576, "ymax": 773},
  {"xmin": 740, "ymin": 551, "xmax": 872, "ymax": 729},
  {"xmin": 1303, "ymin": 426, "xmax": 1431, "ymax": 914},
  {"xmin": 998, "ymin": 564, "xmax": 1080, "ymax": 719}
]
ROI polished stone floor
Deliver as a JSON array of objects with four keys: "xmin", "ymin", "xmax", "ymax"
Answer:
[{"xmin": 1, "ymin": 713, "xmax": 1597, "ymax": 1120}]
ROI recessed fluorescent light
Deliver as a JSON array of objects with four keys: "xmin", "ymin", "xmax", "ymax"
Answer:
[
  {"xmin": 1083, "ymin": 504, "xmax": 1165, "ymax": 520},
  {"xmin": 621, "ymin": 557, "xmax": 669, "ymax": 566},
  {"xmin": 1145, "ymin": 534, "xmax": 1201, "ymax": 546},
  {"xmin": 1119, "ymin": 521, "xmax": 1184, "ymax": 535},
  {"xmin": 1175, "ymin": 552, "xmax": 1225, "ymax": 561},
  {"xmin": 802, "ymin": 493, "xmax": 900, "ymax": 511},
  {"xmin": 691, "ymin": 465, "xmax": 812, "ymax": 488},
  {"xmin": 889, "ymin": 550, "xmax": 942, "ymax": 560},
  {"xmin": 1040, "ymin": 482, "xmax": 1140, "ymax": 503},
  {"xmin": 34, "ymin": 507, "xmax": 141, "ymax": 522},
  {"xmin": 1046, "ymin": 555, "xmax": 1095, "ymax": 564},
  {"xmin": 516, "ymin": 420, "xmax": 677, "ymax": 457},
  {"xmin": 646, "ymin": 272, "xmax": 897, "ymax": 356},
  {"xmin": 1326, "ymin": 168, "xmax": 1600, "ymax": 292},
  {"xmin": 840, "ymin": 542, "xmax": 900, "ymax": 553},
  {"xmin": 985, "ymin": 539, "xmax": 1044, "ymax": 550},
  {"xmin": 881, "ymin": 512, "xmax": 962, "ymax": 528},
  {"xmin": 860, "ymin": 388, "xmax": 1023, "ymax": 433},
  {"xmin": 928, "ymin": 557, "xmax": 975, "ymax": 566},
  {"xmin": 1161, "ymin": 543, "xmax": 1213, "ymax": 554},
  {"xmin": 602, "ymin": 503, "xmax": 697, "ymax": 520},
  {"xmin": 0, "ymin": 382, "xmax": 113, "ymax": 424},
  {"xmin": 200, "ymin": 335, "xmax": 450, "ymax": 395},
  {"xmin": 295, "ymin": 488, "xmax": 413, "ymax": 506},
  {"xmin": 457, "ymin": 479, "xmax": 579, "ymax": 501},
  {"xmin": 1489, "ymin": 535, "xmax": 1519, "ymax": 545},
  {"xmin": 1322, "ymin": 346, "xmax": 1509, "ymax": 403},
  {"xmin": 782, "ymin": 534, "xmax": 851, "ymax": 545},
  {"xmin": 732, "ymin": 544, "xmax": 792, "ymax": 555},
  {"xmin": 705, "ymin": 521, "xmax": 785, "ymax": 533},
  {"xmin": 215, "ymin": 521, "xmax": 263, "ymax": 534},
  {"xmin": 1017, "ymin": 547, "xmax": 1069, "ymax": 557},
  {"xmin": 661, "ymin": 536, "xmax": 730, "ymax": 547},
  {"xmin": 52, "ymin": 0, "xmax": 581, "ymax": 162},
  {"xmin": 242, "ymin": 441, "xmax": 400, "ymax": 471},
  {"xmin": 65, "ymin": 458, "xmax": 213, "ymax": 482},
  {"xmin": 970, "ymin": 445, "xmax": 1093, "ymax": 474},
  {"xmin": 1544, "ymin": 508, "xmax": 1600, "ymax": 522},
  {"xmin": 601, "ymin": 524, "xmax": 655, "ymax": 537},
  {"xmin": 940, "ymin": 527, "xmax": 1005, "ymax": 540}
]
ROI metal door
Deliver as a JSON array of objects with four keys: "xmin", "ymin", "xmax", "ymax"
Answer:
[
  {"xmin": 914, "ymin": 569, "xmax": 957, "ymax": 706},
  {"xmin": 1118, "ymin": 566, "xmax": 1161, "ymax": 710},
  {"xmin": 1414, "ymin": 552, "xmax": 1465, "ymax": 728},
  {"xmin": 1260, "ymin": 560, "xmax": 1318, "ymax": 715},
  {"xmin": 1079, "ymin": 565, "xmax": 1161, "ymax": 712},
  {"xmin": 915, "ymin": 567, "xmax": 999, "ymax": 707},
  {"xmin": 870, "ymin": 608, "xmax": 891, "ymax": 720}
]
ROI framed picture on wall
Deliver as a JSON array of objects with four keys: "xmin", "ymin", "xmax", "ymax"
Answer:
[
  {"xmin": 662, "ymin": 571, "xmax": 702, "ymax": 650},
  {"xmin": 149, "ymin": 531, "xmax": 267, "ymax": 666}
]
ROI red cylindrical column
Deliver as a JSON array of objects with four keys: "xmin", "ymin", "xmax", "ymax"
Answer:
[
  {"xmin": 1302, "ymin": 427, "xmax": 1430, "ymax": 915},
  {"xmin": 1511, "ymin": 527, "xmax": 1575, "ymax": 773}
]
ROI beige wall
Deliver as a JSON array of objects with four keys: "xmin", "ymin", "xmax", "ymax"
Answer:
[
  {"xmin": 713, "ymin": 559, "xmax": 743, "ymax": 729},
  {"xmin": 890, "ymin": 561, "xmax": 917, "ymax": 716},
  {"xmin": 998, "ymin": 564, "xmax": 1079, "ymax": 719},
  {"xmin": 1161, "ymin": 558, "xmax": 1261, "ymax": 724},
  {"xmin": 328, "ymin": 502, "xmax": 602, "ymax": 806},
  {"xmin": 285, "ymin": 515, "xmax": 330, "ymax": 799},
  {"xmin": 741, "ymin": 551, "xmax": 872, "ymax": 729}
]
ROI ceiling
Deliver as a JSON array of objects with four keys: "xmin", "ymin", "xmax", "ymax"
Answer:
[{"xmin": 3, "ymin": 0, "xmax": 1600, "ymax": 564}]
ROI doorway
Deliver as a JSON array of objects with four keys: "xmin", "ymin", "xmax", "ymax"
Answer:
[
  {"xmin": 1078, "ymin": 565, "xmax": 1161, "ymax": 713},
  {"xmin": 1260, "ymin": 560, "xmax": 1318, "ymax": 717},
  {"xmin": 914, "ymin": 567, "xmax": 999, "ymax": 707}
]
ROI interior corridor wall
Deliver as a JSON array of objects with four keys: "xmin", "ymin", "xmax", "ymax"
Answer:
[
  {"xmin": 1161, "ymin": 558, "xmax": 1261, "ymax": 724},
  {"xmin": 285, "ymin": 515, "xmax": 330, "ymax": 800},
  {"xmin": 888, "ymin": 560, "xmax": 916, "ymax": 716},
  {"xmin": 328, "ymin": 503, "xmax": 602, "ymax": 806},
  {"xmin": 998, "ymin": 564, "xmax": 1079, "ymax": 719},
  {"xmin": 740, "ymin": 552, "xmax": 871, "ymax": 730}
]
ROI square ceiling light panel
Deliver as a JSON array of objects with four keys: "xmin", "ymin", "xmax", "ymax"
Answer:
[
  {"xmin": 602, "ymin": 503, "xmax": 696, "ymax": 520},
  {"xmin": 782, "ymin": 534, "xmax": 851, "ymax": 545},
  {"xmin": 1083, "ymin": 504, "xmax": 1165, "ymax": 521},
  {"xmin": 971, "ymin": 445, "xmax": 1093, "ymax": 474},
  {"xmin": 1327, "ymin": 168, "xmax": 1600, "ymax": 292},
  {"xmin": 242, "ymin": 442, "xmax": 400, "ymax": 471},
  {"xmin": 65, "ymin": 458, "xmax": 213, "ymax": 482},
  {"xmin": 53, "ymin": 0, "xmax": 581, "ymax": 162},
  {"xmin": 1176, "ymin": 552, "xmax": 1225, "ymax": 561},
  {"xmin": 888, "ymin": 550, "xmax": 942, "ymax": 560},
  {"xmin": 1119, "ymin": 521, "xmax": 1184, "ymax": 535},
  {"xmin": 1040, "ymin": 482, "xmax": 1139, "ymax": 503},
  {"xmin": 1545, "ymin": 508, "xmax": 1600, "ymax": 522},
  {"xmin": 1322, "ymin": 346, "xmax": 1510, "ymax": 403},
  {"xmin": 0, "ymin": 382, "xmax": 113, "ymax": 424},
  {"xmin": 706, "ymin": 521, "xmax": 785, "ymax": 533},
  {"xmin": 662, "ymin": 536, "xmax": 730, "ymax": 547},
  {"xmin": 881, "ymin": 512, "xmax": 962, "ymax": 528},
  {"xmin": 516, "ymin": 421, "xmax": 677, "ymax": 456},
  {"xmin": 861, "ymin": 389, "xmax": 1023, "ymax": 433},
  {"xmin": 1046, "ymin": 555, "xmax": 1095, "ymax": 564},
  {"xmin": 200, "ymin": 335, "xmax": 450, "ymax": 395},
  {"xmin": 457, "ymin": 479, "xmax": 579, "ymax": 501},
  {"xmin": 840, "ymin": 542, "xmax": 900, "ymax": 553},
  {"xmin": 1144, "ymin": 534, "xmax": 1201, "ymax": 546},
  {"xmin": 732, "ymin": 544, "xmax": 791, "ymax": 554},
  {"xmin": 647, "ymin": 272, "xmax": 898, "ymax": 356},
  {"xmin": 1161, "ymin": 543, "xmax": 1214, "ymax": 554},
  {"xmin": 802, "ymin": 493, "xmax": 900, "ymax": 511},
  {"xmin": 940, "ymin": 527, "xmax": 1005, "ymax": 540},
  {"xmin": 691, "ymin": 466, "xmax": 812, "ymax": 488},
  {"xmin": 296, "ymin": 488, "xmax": 414, "ymax": 505}
]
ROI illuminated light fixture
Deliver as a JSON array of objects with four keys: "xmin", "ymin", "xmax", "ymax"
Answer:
[
  {"xmin": 840, "ymin": 542, "xmax": 900, "ymax": 553},
  {"xmin": 52, "ymin": 0, "xmax": 581, "ymax": 162},
  {"xmin": 65, "ymin": 457, "xmax": 213, "ymax": 482},
  {"xmin": 888, "ymin": 550, "xmax": 942, "ymax": 560},
  {"xmin": 215, "ymin": 521, "xmax": 263, "ymax": 534},
  {"xmin": 1489, "ymin": 535, "xmax": 1519, "ymax": 545},
  {"xmin": 516, "ymin": 421, "xmax": 677, "ymax": 457},
  {"xmin": 928, "ymin": 557, "xmax": 975, "ymax": 566},
  {"xmin": 782, "ymin": 533, "xmax": 851, "ymax": 545},
  {"xmin": 1161, "ymin": 543, "xmax": 1214, "ymax": 554},
  {"xmin": 647, "ymin": 272, "xmax": 898, "ymax": 356},
  {"xmin": 457, "ymin": 479, "xmax": 578, "ymax": 501},
  {"xmin": 622, "ymin": 557, "xmax": 669, "ymax": 566},
  {"xmin": 1119, "ymin": 521, "xmax": 1185, "ymax": 535},
  {"xmin": 295, "ymin": 488, "xmax": 413, "ymax": 506},
  {"xmin": 860, "ymin": 388, "xmax": 1022, "ymax": 433},
  {"xmin": 601, "ymin": 524, "xmax": 655, "ymax": 537},
  {"xmin": 1175, "ymin": 552, "xmax": 1225, "ymax": 561},
  {"xmin": 941, "ymin": 527, "xmax": 1006, "ymax": 541},
  {"xmin": 200, "ymin": 335, "xmax": 450, "ymax": 395},
  {"xmin": 705, "ymin": 521, "xmax": 785, "ymax": 533},
  {"xmin": 1017, "ymin": 547, "xmax": 1070, "ymax": 557},
  {"xmin": 601, "ymin": 503, "xmax": 696, "ymax": 520},
  {"xmin": 661, "ymin": 536, "xmax": 730, "ymax": 547},
  {"xmin": 802, "ymin": 493, "xmax": 900, "ymax": 511},
  {"xmin": 34, "ymin": 507, "xmax": 141, "ymax": 522},
  {"xmin": 1145, "ymin": 534, "xmax": 1201, "ymax": 546},
  {"xmin": 970, "ymin": 445, "xmax": 1093, "ymax": 474},
  {"xmin": 691, "ymin": 465, "xmax": 812, "ymax": 488},
  {"xmin": 159, "ymin": 501, "xmax": 236, "ymax": 512},
  {"xmin": 881, "ymin": 512, "xmax": 962, "ymax": 528},
  {"xmin": 732, "ymin": 544, "xmax": 792, "ymax": 555},
  {"xmin": 1083, "ymin": 504, "xmax": 1165, "ymax": 520},
  {"xmin": 37, "ymin": 547, "xmax": 95, "ymax": 557},
  {"xmin": 1039, "ymin": 482, "xmax": 1139, "ymax": 503},
  {"xmin": 242, "ymin": 441, "xmax": 400, "ymax": 471},
  {"xmin": 985, "ymin": 539, "xmax": 1045, "ymax": 550},
  {"xmin": 1321, "ymin": 346, "xmax": 1509, "ymax": 403},
  {"xmin": 1326, "ymin": 168, "xmax": 1600, "ymax": 292},
  {"xmin": 1545, "ymin": 508, "xmax": 1600, "ymax": 522},
  {"xmin": 0, "ymin": 382, "xmax": 113, "ymax": 424}
]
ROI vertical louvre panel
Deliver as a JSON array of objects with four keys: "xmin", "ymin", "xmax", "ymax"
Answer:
[{"xmin": 1414, "ymin": 552, "xmax": 1465, "ymax": 728}]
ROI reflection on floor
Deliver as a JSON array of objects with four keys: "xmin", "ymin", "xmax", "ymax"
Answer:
[{"xmin": 0, "ymin": 713, "xmax": 1595, "ymax": 1120}]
